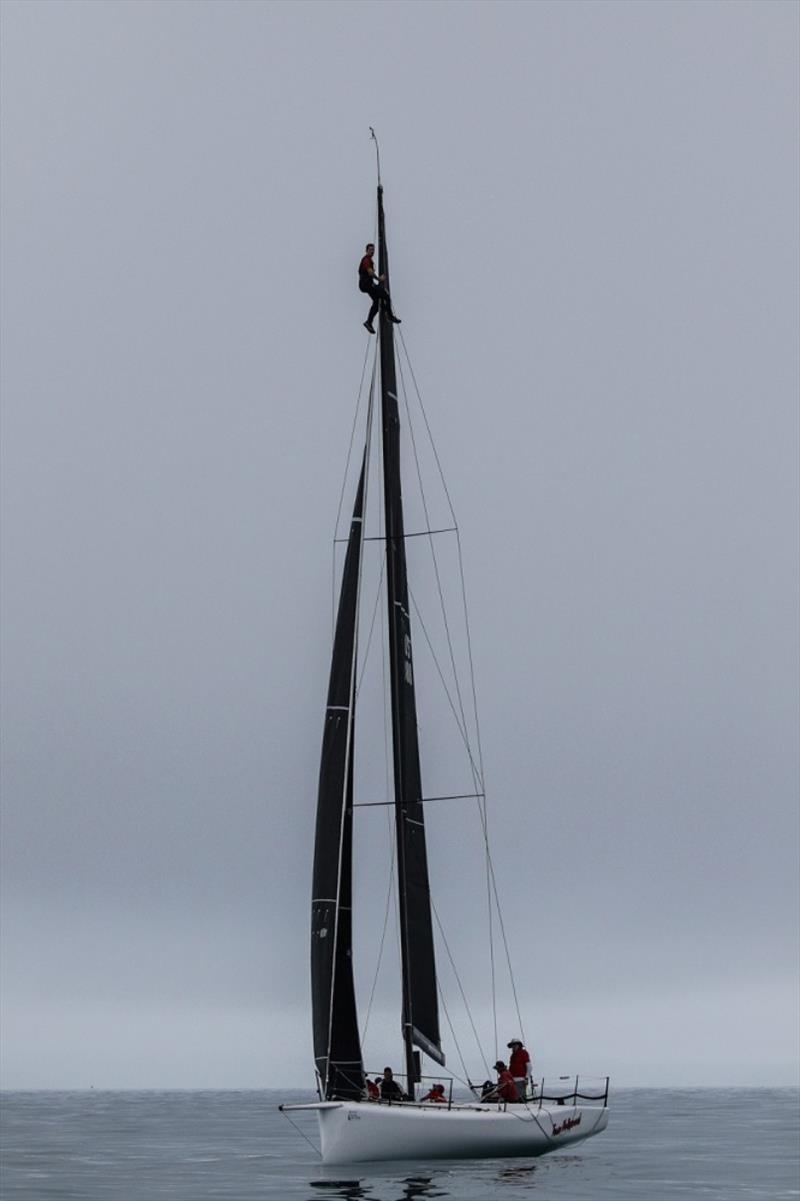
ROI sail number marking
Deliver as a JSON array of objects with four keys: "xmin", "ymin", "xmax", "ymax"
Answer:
[{"xmin": 403, "ymin": 633, "xmax": 413, "ymax": 685}]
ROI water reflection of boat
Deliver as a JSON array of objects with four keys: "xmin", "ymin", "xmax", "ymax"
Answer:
[{"xmin": 308, "ymin": 1175, "xmax": 442, "ymax": 1201}]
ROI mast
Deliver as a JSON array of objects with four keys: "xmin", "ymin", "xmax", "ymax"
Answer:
[
  {"xmin": 377, "ymin": 183, "xmax": 444, "ymax": 1097},
  {"xmin": 310, "ymin": 426, "xmax": 372, "ymax": 1099}
]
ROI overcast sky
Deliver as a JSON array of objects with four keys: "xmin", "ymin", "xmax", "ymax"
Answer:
[{"xmin": 1, "ymin": 0, "xmax": 798, "ymax": 1090}]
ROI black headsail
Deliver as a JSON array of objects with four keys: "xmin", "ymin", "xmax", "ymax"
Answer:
[
  {"xmin": 377, "ymin": 184, "xmax": 444, "ymax": 1091},
  {"xmin": 311, "ymin": 453, "xmax": 368, "ymax": 1101}
]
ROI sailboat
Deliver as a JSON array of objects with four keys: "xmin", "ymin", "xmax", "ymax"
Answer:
[{"xmin": 281, "ymin": 155, "xmax": 610, "ymax": 1166}]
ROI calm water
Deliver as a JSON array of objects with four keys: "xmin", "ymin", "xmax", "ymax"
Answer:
[{"xmin": 1, "ymin": 1088, "xmax": 798, "ymax": 1200}]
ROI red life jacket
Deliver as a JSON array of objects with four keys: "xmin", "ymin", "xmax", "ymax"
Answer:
[
  {"xmin": 358, "ymin": 255, "xmax": 374, "ymax": 289},
  {"xmin": 509, "ymin": 1046, "xmax": 530, "ymax": 1077},
  {"xmin": 497, "ymin": 1070, "xmax": 519, "ymax": 1101}
]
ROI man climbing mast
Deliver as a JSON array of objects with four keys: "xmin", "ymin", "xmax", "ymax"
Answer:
[{"xmin": 358, "ymin": 242, "xmax": 401, "ymax": 333}]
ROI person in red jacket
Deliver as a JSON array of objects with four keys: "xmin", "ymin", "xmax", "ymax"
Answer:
[
  {"xmin": 484, "ymin": 1060, "xmax": 520, "ymax": 1103},
  {"xmin": 420, "ymin": 1083, "xmax": 447, "ymax": 1102},
  {"xmin": 358, "ymin": 242, "xmax": 401, "ymax": 333},
  {"xmin": 507, "ymin": 1038, "xmax": 532, "ymax": 1098}
]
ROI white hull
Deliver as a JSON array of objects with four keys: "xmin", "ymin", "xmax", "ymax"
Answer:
[{"xmin": 288, "ymin": 1100, "xmax": 609, "ymax": 1165}]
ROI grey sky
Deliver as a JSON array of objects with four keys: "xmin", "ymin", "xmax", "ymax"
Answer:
[{"xmin": 1, "ymin": 0, "xmax": 797, "ymax": 1089}]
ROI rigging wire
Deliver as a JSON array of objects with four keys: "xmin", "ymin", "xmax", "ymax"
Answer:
[
  {"xmin": 403, "ymin": 579, "xmax": 500, "ymax": 1062},
  {"xmin": 397, "ymin": 337, "xmax": 493, "ymax": 840},
  {"xmin": 324, "ymin": 362, "xmax": 377, "ymax": 1095},
  {"xmin": 278, "ymin": 1108, "xmax": 321, "ymax": 1157},
  {"xmin": 396, "ymin": 349, "xmax": 503, "ymax": 1059},
  {"xmin": 378, "ymin": 393, "xmax": 397, "ymax": 958},
  {"xmin": 359, "ymin": 335, "xmax": 397, "ymax": 1050},
  {"xmin": 333, "ymin": 339, "xmax": 374, "ymax": 537},
  {"xmin": 474, "ymin": 807, "xmax": 527, "ymax": 1046},
  {"xmin": 435, "ymin": 981, "xmax": 471, "ymax": 1088},
  {"xmin": 407, "ymin": 586, "xmax": 482, "ymax": 781},
  {"xmin": 341, "ymin": 297, "xmax": 527, "ymax": 1078},
  {"xmin": 331, "ymin": 339, "xmax": 376, "ymax": 642},
  {"xmin": 355, "ymin": 554, "xmax": 386, "ymax": 696},
  {"xmin": 397, "ymin": 332, "xmax": 460, "ymax": 539},
  {"xmin": 396, "ymin": 352, "xmax": 478, "ymax": 786},
  {"xmin": 431, "ymin": 898, "xmax": 492, "ymax": 1080},
  {"xmin": 359, "ymin": 834, "xmax": 396, "ymax": 1044},
  {"xmin": 397, "ymin": 329, "xmax": 528, "ymax": 1051},
  {"xmin": 353, "ymin": 357, "xmax": 385, "ymax": 696},
  {"xmin": 397, "ymin": 330, "xmax": 487, "ymax": 786}
]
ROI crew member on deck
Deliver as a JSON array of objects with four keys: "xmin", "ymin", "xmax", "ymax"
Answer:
[
  {"xmin": 366, "ymin": 1077, "xmax": 380, "ymax": 1100},
  {"xmin": 485, "ymin": 1061, "xmax": 520, "ymax": 1103},
  {"xmin": 420, "ymin": 1083, "xmax": 447, "ymax": 1102},
  {"xmin": 507, "ymin": 1038, "xmax": 532, "ymax": 1098},
  {"xmin": 380, "ymin": 1066, "xmax": 406, "ymax": 1102},
  {"xmin": 358, "ymin": 242, "xmax": 401, "ymax": 333}
]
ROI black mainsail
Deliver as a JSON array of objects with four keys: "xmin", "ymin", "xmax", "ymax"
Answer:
[
  {"xmin": 310, "ymin": 178, "xmax": 442, "ymax": 1106},
  {"xmin": 311, "ymin": 456, "xmax": 367, "ymax": 1101},
  {"xmin": 377, "ymin": 184, "xmax": 444, "ymax": 1081}
]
